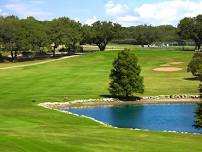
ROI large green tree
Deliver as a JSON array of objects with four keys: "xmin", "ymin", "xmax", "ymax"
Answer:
[
  {"xmin": 22, "ymin": 17, "xmax": 50, "ymax": 53},
  {"xmin": 90, "ymin": 21, "xmax": 122, "ymax": 51},
  {"xmin": 178, "ymin": 15, "xmax": 202, "ymax": 51},
  {"xmin": 131, "ymin": 25, "xmax": 158, "ymax": 47},
  {"xmin": 47, "ymin": 17, "xmax": 82, "ymax": 56},
  {"xmin": 109, "ymin": 49, "xmax": 144, "ymax": 97}
]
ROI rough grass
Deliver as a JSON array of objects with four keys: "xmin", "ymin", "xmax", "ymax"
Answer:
[{"xmin": 0, "ymin": 48, "xmax": 201, "ymax": 152}]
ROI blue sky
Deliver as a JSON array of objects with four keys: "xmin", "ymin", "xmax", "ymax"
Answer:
[{"xmin": 0, "ymin": 0, "xmax": 202, "ymax": 26}]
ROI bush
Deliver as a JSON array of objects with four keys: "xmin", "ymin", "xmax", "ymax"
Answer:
[{"xmin": 109, "ymin": 49, "xmax": 144, "ymax": 97}]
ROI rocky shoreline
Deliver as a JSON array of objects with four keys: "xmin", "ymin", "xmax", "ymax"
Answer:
[{"xmin": 39, "ymin": 94, "xmax": 201, "ymax": 110}]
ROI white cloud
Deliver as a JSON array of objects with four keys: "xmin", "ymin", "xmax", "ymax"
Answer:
[
  {"xmin": 0, "ymin": 0, "xmax": 50, "ymax": 20},
  {"xmin": 74, "ymin": 17, "xmax": 80, "ymax": 22},
  {"xmin": 105, "ymin": 0, "xmax": 129, "ymax": 16},
  {"xmin": 106, "ymin": 0, "xmax": 202, "ymax": 26},
  {"xmin": 85, "ymin": 16, "xmax": 98, "ymax": 25}
]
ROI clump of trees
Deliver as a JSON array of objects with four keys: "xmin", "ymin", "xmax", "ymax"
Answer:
[
  {"xmin": 113, "ymin": 25, "xmax": 179, "ymax": 46},
  {"xmin": 109, "ymin": 49, "xmax": 144, "ymax": 97},
  {"xmin": 0, "ymin": 16, "xmax": 84, "ymax": 62},
  {"xmin": 178, "ymin": 15, "xmax": 202, "ymax": 51},
  {"xmin": 0, "ymin": 16, "xmax": 124, "ymax": 62}
]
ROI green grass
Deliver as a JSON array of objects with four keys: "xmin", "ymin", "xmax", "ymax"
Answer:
[{"xmin": 0, "ymin": 48, "xmax": 201, "ymax": 152}]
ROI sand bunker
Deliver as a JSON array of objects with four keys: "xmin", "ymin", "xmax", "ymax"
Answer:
[
  {"xmin": 160, "ymin": 64, "xmax": 171, "ymax": 67},
  {"xmin": 160, "ymin": 62, "xmax": 184, "ymax": 67},
  {"xmin": 153, "ymin": 67, "xmax": 183, "ymax": 72},
  {"xmin": 170, "ymin": 62, "xmax": 184, "ymax": 65}
]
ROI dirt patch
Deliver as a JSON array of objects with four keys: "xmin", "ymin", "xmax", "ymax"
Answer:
[{"xmin": 153, "ymin": 67, "xmax": 183, "ymax": 72}]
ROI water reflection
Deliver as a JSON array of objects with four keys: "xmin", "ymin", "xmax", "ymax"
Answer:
[
  {"xmin": 109, "ymin": 105, "xmax": 144, "ymax": 128},
  {"xmin": 66, "ymin": 104, "xmax": 202, "ymax": 133}
]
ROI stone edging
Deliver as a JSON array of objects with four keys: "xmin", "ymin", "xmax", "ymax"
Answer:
[{"xmin": 39, "ymin": 95, "xmax": 201, "ymax": 109}]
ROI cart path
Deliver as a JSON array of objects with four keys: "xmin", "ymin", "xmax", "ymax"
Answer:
[{"xmin": 0, "ymin": 55, "xmax": 81, "ymax": 70}]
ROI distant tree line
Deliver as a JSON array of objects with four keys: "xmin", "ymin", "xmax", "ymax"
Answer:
[
  {"xmin": 113, "ymin": 25, "xmax": 179, "ymax": 47},
  {"xmin": 1, "ymin": 14, "xmax": 202, "ymax": 62}
]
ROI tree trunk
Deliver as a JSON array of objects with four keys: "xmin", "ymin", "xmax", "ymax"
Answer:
[
  {"xmin": 10, "ymin": 50, "xmax": 14, "ymax": 62},
  {"xmin": 195, "ymin": 41, "xmax": 201, "ymax": 51},
  {"xmin": 14, "ymin": 50, "xmax": 17, "ymax": 60},
  {"xmin": 98, "ymin": 43, "xmax": 107, "ymax": 51},
  {"xmin": 198, "ymin": 44, "xmax": 201, "ymax": 51},
  {"xmin": 52, "ymin": 47, "xmax": 56, "ymax": 57}
]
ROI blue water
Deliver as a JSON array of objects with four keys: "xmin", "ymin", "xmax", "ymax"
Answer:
[{"xmin": 64, "ymin": 104, "xmax": 202, "ymax": 133}]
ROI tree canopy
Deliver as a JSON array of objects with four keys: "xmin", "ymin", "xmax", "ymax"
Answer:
[
  {"xmin": 83, "ymin": 21, "xmax": 122, "ymax": 51},
  {"xmin": 178, "ymin": 15, "xmax": 202, "ymax": 50},
  {"xmin": 0, "ymin": 16, "xmax": 82, "ymax": 61},
  {"xmin": 0, "ymin": 14, "xmax": 200, "ymax": 62}
]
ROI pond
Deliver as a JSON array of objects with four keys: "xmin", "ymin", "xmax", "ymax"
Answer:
[{"xmin": 64, "ymin": 103, "xmax": 202, "ymax": 133}]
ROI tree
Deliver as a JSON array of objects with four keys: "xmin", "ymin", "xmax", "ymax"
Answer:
[
  {"xmin": 109, "ymin": 49, "xmax": 144, "ymax": 97},
  {"xmin": 64, "ymin": 20, "xmax": 82, "ymax": 54},
  {"xmin": 47, "ymin": 17, "xmax": 82, "ymax": 56},
  {"xmin": 188, "ymin": 52, "xmax": 202, "ymax": 77},
  {"xmin": 81, "ymin": 25, "xmax": 94, "ymax": 45},
  {"xmin": 194, "ymin": 67, "xmax": 202, "ymax": 129},
  {"xmin": 91, "ymin": 21, "xmax": 121, "ymax": 51},
  {"xmin": 156, "ymin": 25, "xmax": 179, "ymax": 43},
  {"xmin": 178, "ymin": 15, "xmax": 202, "ymax": 51},
  {"xmin": 134, "ymin": 25, "xmax": 158, "ymax": 47},
  {"xmin": 22, "ymin": 17, "xmax": 50, "ymax": 53},
  {"xmin": 0, "ymin": 16, "xmax": 21, "ymax": 62}
]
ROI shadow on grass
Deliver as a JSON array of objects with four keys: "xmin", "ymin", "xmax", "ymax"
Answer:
[
  {"xmin": 100, "ymin": 95, "xmax": 141, "ymax": 101},
  {"xmin": 184, "ymin": 77, "xmax": 199, "ymax": 81}
]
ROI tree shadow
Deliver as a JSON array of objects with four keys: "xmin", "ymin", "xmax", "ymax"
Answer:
[
  {"xmin": 184, "ymin": 77, "xmax": 199, "ymax": 81},
  {"xmin": 100, "ymin": 94, "xmax": 141, "ymax": 101}
]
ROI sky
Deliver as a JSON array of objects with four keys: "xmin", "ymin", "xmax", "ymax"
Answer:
[{"xmin": 0, "ymin": 0, "xmax": 202, "ymax": 26}]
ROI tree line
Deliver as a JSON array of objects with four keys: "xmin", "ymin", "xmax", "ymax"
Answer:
[{"xmin": 0, "ymin": 14, "xmax": 202, "ymax": 62}]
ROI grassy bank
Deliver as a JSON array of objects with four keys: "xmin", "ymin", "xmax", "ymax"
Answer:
[{"xmin": 0, "ymin": 48, "xmax": 201, "ymax": 152}]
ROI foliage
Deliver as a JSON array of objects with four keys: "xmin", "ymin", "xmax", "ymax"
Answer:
[
  {"xmin": 89, "ymin": 21, "xmax": 122, "ymax": 51},
  {"xmin": 0, "ymin": 14, "xmax": 200, "ymax": 63},
  {"xmin": 178, "ymin": 15, "xmax": 202, "ymax": 50},
  {"xmin": 188, "ymin": 52, "xmax": 202, "ymax": 77},
  {"xmin": 0, "ymin": 16, "xmax": 82, "ymax": 60},
  {"xmin": 109, "ymin": 49, "xmax": 144, "ymax": 97},
  {"xmin": 116, "ymin": 25, "xmax": 179, "ymax": 46}
]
